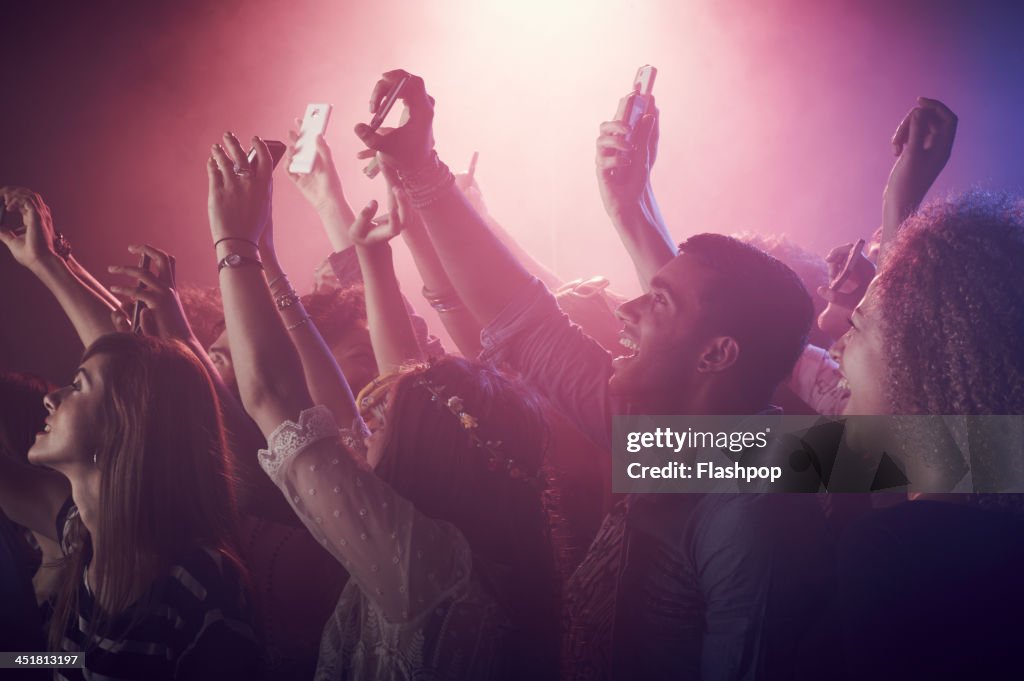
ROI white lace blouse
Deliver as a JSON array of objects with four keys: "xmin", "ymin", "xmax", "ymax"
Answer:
[{"xmin": 258, "ymin": 405, "xmax": 513, "ymax": 681}]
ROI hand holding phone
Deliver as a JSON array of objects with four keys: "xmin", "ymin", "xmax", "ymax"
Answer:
[
  {"xmin": 289, "ymin": 104, "xmax": 332, "ymax": 175},
  {"xmin": 614, "ymin": 65, "xmax": 657, "ymax": 142},
  {"xmin": 367, "ymin": 74, "xmax": 409, "ymax": 132},
  {"xmin": 248, "ymin": 140, "xmax": 288, "ymax": 169}
]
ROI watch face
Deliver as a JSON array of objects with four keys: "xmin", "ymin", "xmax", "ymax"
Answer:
[{"xmin": 226, "ymin": 253, "xmax": 243, "ymax": 266}]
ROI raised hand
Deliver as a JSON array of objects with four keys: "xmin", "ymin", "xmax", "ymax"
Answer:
[
  {"xmin": 349, "ymin": 163, "xmax": 411, "ymax": 247},
  {"xmin": 596, "ymin": 104, "xmax": 659, "ymax": 220},
  {"xmin": 107, "ymin": 244, "xmax": 194, "ymax": 341},
  {"xmin": 816, "ymin": 241, "xmax": 876, "ymax": 343},
  {"xmin": 353, "ymin": 70, "xmax": 436, "ymax": 172},
  {"xmin": 284, "ymin": 128, "xmax": 345, "ymax": 213},
  {"xmin": 0, "ymin": 187, "xmax": 64, "ymax": 270},
  {"xmin": 882, "ymin": 98, "xmax": 957, "ymax": 255},
  {"xmin": 207, "ymin": 132, "xmax": 273, "ymax": 245}
]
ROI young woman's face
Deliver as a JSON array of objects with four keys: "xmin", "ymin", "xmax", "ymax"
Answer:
[
  {"xmin": 28, "ymin": 353, "xmax": 111, "ymax": 470},
  {"xmin": 834, "ymin": 281, "xmax": 891, "ymax": 416}
]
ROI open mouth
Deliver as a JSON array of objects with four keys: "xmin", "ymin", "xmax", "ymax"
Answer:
[{"xmin": 617, "ymin": 334, "xmax": 639, "ymax": 359}]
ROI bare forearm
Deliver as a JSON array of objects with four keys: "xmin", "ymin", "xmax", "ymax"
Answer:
[
  {"xmin": 217, "ymin": 243, "xmax": 312, "ymax": 437},
  {"xmin": 30, "ymin": 255, "xmax": 118, "ymax": 347},
  {"xmin": 357, "ymin": 242, "xmax": 423, "ymax": 374},
  {"xmin": 609, "ymin": 188, "xmax": 675, "ymax": 290},
  {"xmin": 262, "ymin": 254, "xmax": 360, "ymax": 427},
  {"xmin": 319, "ymin": 195, "xmax": 358, "ymax": 253},
  {"xmin": 401, "ymin": 222, "xmax": 483, "ymax": 357},
  {"xmin": 416, "ymin": 183, "xmax": 534, "ymax": 327},
  {"xmin": 880, "ymin": 185, "xmax": 922, "ymax": 264}
]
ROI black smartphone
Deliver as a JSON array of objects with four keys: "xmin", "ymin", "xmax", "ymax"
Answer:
[
  {"xmin": 0, "ymin": 199, "xmax": 26, "ymax": 236},
  {"xmin": 130, "ymin": 253, "xmax": 151, "ymax": 334},
  {"xmin": 829, "ymin": 239, "xmax": 866, "ymax": 292},
  {"xmin": 247, "ymin": 140, "xmax": 288, "ymax": 169},
  {"xmin": 368, "ymin": 74, "xmax": 410, "ymax": 133}
]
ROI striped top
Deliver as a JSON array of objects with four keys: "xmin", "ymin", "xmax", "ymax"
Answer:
[{"xmin": 55, "ymin": 501, "xmax": 263, "ymax": 680}]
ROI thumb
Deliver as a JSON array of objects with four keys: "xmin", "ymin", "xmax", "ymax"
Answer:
[{"xmin": 351, "ymin": 200, "xmax": 379, "ymax": 241}]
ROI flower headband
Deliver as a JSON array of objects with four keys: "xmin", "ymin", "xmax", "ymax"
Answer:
[{"xmin": 355, "ymin": 364, "xmax": 539, "ymax": 485}]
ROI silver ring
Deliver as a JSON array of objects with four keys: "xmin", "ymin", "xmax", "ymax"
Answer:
[{"xmin": 232, "ymin": 163, "xmax": 252, "ymax": 176}]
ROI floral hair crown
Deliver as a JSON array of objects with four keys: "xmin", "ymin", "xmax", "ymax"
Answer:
[{"xmin": 355, "ymin": 364, "xmax": 539, "ymax": 486}]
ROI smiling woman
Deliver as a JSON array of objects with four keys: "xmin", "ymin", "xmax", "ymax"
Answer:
[{"xmin": 833, "ymin": 191, "xmax": 1024, "ymax": 679}]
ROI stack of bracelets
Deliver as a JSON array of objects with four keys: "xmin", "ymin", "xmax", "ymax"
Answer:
[
  {"xmin": 396, "ymin": 151, "xmax": 456, "ymax": 210},
  {"xmin": 267, "ymin": 273, "xmax": 311, "ymax": 331},
  {"xmin": 394, "ymin": 150, "xmax": 466, "ymax": 313}
]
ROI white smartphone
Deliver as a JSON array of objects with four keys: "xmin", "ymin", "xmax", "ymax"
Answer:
[{"xmin": 289, "ymin": 103, "xmax": 332, "ymax": 175}]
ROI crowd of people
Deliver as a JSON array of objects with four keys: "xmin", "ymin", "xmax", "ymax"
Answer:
[{"xmin": 1, "ymin": 69, "xmax": 1023, "ymax": 680}]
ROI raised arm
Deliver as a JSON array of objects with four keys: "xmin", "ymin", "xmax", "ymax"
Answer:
[
  {"xmin": 379, "ymin": 164, "xmax": 484, "ymax": 358},
  {"xmin": 347, "ymin": 182, "xmax": 424, "ymax": 374},
  {"xmin": 106, "ymin": 243, "xmax": 297, "ymax": 523},
  {"xmin": 209, "ymin": 135, "xmax": 475, "ymax": 620},
  {"xmin": 0, "ymin": 187, "xmax": 122, "ymax": 348},
  {"xmin": 258, "ymin": 218, "xmax": 361, "ymax": 428},
  {"xmin": 353, "ymin": 71, "xmax": 533, "ymax": 328},
  {"xmin": 208, "ymin": 132, "xmax": 324, "ymax": 437},
  {"xmin": 354, "ymin": 71, "xmax": 615, "ymax": 448},
  {"xmin": 880, "ymin": 97, "xmax": 957, "ymax": 263},
  {"xmin": 284, "ymin": 131, "xmax": 358, "ymax": 252},
  {"xmin": 595, "ymin": 105, "xmax": 676, "ymax": 290},
  {"xmin": 455, "ymin": 169, "xmax": 564, "ymax": 292}
]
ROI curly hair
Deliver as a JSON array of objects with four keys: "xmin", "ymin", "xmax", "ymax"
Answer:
[
  {"xmin": 177, "ymin": 285, "xmax": 224, "ymax": 350},
  {"xmin": 302, "ymin": 285, "xmax": 369, "ymax": 345},
  {"xmin": 875, "ymin": 191, "xmax": 1024, "ymax": 415}
]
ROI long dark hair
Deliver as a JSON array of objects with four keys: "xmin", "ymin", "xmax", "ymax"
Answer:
[
  {"xmin": 49, "ymin": 333, "xmax": 243, "ymax": 648},
  {"xmin": 374, "ymin": 356, "xmax": 560, "ymax": 679}
]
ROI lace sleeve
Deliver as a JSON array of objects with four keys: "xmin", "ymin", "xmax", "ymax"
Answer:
[{"xmin": 258, "ymin": 406, "xmax": 473, "ymax": 624}]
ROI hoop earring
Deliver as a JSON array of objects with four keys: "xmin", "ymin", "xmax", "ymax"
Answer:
[{"xmin": 92, "ymin": 452, "xmax": 98, "ymax": 467}]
